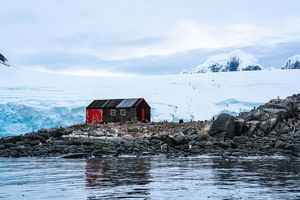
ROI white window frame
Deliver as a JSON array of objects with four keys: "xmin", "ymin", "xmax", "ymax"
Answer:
[{"xmin": 120, "ymin": 109, "xmax": 126, "ymax": 116}]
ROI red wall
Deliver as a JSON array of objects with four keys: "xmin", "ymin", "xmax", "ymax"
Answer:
[
  {"xmin": 136, "ymin": 100, "xmax": 151, "ymax": 122},
  {"xmin": 86, "ymin": 109, "xmax": 103, "ymax": 125}
]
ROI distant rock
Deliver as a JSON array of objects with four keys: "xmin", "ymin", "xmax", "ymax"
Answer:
[
  {"xmin": 192, "ymin": 50, "xmax": 262, "ymax": 73},
  {"xmin": 282, "ymin": 55, "xmax": 300, "ymax": 70},
  {"xmin": 242, "ymin": 65, "xmax": 262, "ymax": 71},
  {"xmin": 0, "ymin": 53, "xmax": 9, "ymax": 67}
]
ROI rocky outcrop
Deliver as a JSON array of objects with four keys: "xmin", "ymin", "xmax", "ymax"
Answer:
[
  {"xmin": 1, "ymin": 94, "xmax": 300, "ymax": 158},
  {"xmin": 282, "ymin": 55, "xmax": 300, "ymax": 70},
  {"xmin": 242, "ymin": 65, "xmax": 262, "ymax": 71},
  {"xmin": 192, "ymin": 51, "xmax": 262, "ymax": 73},
  {"xmin": 209, "ymin": 113, "xmax": 247, "ymax": 138}
]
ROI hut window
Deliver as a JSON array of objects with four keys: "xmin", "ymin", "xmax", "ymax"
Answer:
[
  {"xmin": 110, "ymin": 109, "xmax": 116, "ymax": 116},
  {"xmin": 120, "ymin": 109, "xmax": 126, "ymax": 116}
]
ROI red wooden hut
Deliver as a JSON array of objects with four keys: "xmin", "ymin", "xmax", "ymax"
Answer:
[{"xmin": 86, "ymin": 98, "xmax": 151, "ymax": 125}]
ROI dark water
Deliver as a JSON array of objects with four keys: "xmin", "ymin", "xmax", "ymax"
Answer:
[{"xmin": 0, "ymin": 155, "xmax": 300, "ymax": 200}]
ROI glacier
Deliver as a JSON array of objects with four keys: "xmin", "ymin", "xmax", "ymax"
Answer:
[
  {"xmin": 0, "ymin": 67, "xmax": 300, "ymax": 136},
  {"xmin": 0, "ymin": 103, "xmax": 85, "ymax": 136}
]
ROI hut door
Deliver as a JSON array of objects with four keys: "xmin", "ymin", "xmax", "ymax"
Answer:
[
  {"xmin": 87, "ymin": 109, "xmax": 103, "ymax": 125},
  {"xmin": 93, "ymin": 109, "xmax": 103, "ymax": 124},
  {"xmin": 141, "ymin": 109, "xmax": 145, "ymax": 122}
]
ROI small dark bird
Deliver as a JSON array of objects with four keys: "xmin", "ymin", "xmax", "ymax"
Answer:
[{"xmin": 0, "ymin": 53, "xmax": 10, "ymax": 66}]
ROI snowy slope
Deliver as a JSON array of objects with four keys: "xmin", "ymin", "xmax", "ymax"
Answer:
[{"xmin": 0, "ymin": 67, "xmax": 300, "ymax": 136}]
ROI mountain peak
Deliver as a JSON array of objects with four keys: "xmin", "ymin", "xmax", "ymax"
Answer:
[
  {"xmin": 192, "ymin": 50, "xmax": 262, "ymax": 73},
  {"xmin": 282, "ymin": 55, "xmax": 300, "ymax": 69}
]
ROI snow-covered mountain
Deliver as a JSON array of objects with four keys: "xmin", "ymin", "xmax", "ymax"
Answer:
[
  {"xmin": 282, "ymin": 55, "xmax": 300, "ymax": 69},
  {"xmin": 192, "ymin": 50, "xmax": 262, "ymax": 73},
  {"xmin": 14, "ymin": 41, "xmax": 300, "ymax": 75},
  {"xmin": 0, "ymin": 67, "xmax": 300, "ymax": 136}
]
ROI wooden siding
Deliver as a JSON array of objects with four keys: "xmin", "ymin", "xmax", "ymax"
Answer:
[
  {"xmin": 136, "ymin": 100, "xmax": 151, "ymax": 122},
  {"xmin": 86, "ymin": 98, "xmax": 151, "ymax": 124}
]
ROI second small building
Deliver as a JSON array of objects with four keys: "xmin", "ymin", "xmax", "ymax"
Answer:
[{"xmin": 86, "ymin": 98, "xmax": 151, "ymax": 125}]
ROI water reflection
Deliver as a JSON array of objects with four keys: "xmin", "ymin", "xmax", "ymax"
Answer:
[
  {"xmin": 85, "ymin": 157, "xmax": 151, "ymax": 199},
  {"xmin": 211, "ymin": 156, "xmax": 300, "ymax": 197},
  {"xmin": 1, "ymin": 156, "xmax": 300, "ymax": 200}
]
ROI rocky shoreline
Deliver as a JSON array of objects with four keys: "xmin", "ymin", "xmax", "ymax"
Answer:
[{"xmin": 1, "ymin": 94, "xmax": 300, "ymax": 158}]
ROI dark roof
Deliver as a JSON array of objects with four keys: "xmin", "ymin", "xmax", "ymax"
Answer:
[
  {"xmin": 87, "ymin": 98, "xmax": 148, "ymax": 109},
  {"xmin": 87, "ymin": 99, "xmax": 107, "ymax": 108},
  {"xmin": 103, "ymin": 99, "xmax": 123, "ymax": 108},
  {"xmin": 116, "ymin": 98, "xmax": 140, "ymax": 108}
]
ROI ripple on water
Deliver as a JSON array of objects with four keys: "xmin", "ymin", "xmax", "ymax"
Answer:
[{"xmin": 0, "ymin": 155, "xmax": 300, "ymax": 200}]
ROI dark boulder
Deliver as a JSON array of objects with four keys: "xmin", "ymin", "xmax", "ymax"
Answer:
[
  {"xmin": 171, "ymin": 132, "xmax": 188, "ymax": 145},
  {"xmin": 233, "ymin": 136, "xmax": 249, "ymax": 145},
  {"xmin": 274, "ymin": 140, "xmax": 286, "ymax": 149},
  {"xmin": 283, "ymin": 144, "xmax": 300, "ymax": 157},
  {"xmin": 3, "ymin": 135, "xmax": 23, "ymax": 144},
  {"xmin": 183, "ymin": 128, "xmax": 203, "ymax": 141},
  {"xmin": 285, "ymin": 144, "xmax": 300, "ymax": 152},
  {"xmin": 240, "ymin": 109, "xmax": 266, "ymax": 121},
  {"xmin": 209, "ymin": 113, "xmax": 247, "ymax": 138},
  {"xmin": 259, "ymin": 117, "xmax": 279, "ymax": 133},
  {"xmin": 155, "ymin": 132, "xmax": 189, "ymax": 147},
  {"xmin": 48, "ymin": 128, "xmax": 71, "ymax": 138},
  {"xmin": 183, "ymin": 128, "xmax": 198, "ymax": 136},
  {"xmin": 294, "ymin": 130, "xmax": 300, "ymax": 138},
  {"xmin": 209, "ymin": 113, "xmax": 235, "ymax": 136},
  {"xmin": 155, "ymin": 135, "xmax": 177, "ymax": 146}
]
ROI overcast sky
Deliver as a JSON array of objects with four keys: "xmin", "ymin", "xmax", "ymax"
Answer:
[{"xmin": 1, "ymin": 0, "xmax": 300, "ymax": 75}]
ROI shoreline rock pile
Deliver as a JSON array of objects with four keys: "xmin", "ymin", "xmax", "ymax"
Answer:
[{"xmin": 1, "ymin": 94, "xmax": 300, "ymax": 158}]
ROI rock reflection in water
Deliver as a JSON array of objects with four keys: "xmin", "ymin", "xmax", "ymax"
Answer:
[
  {"xmin": 85, "ymin": 156, "xmax": 151, "ymax": 199},
  {"xmin": 211, "ymin": 155, "xmax": 300, "ymax": 198}
]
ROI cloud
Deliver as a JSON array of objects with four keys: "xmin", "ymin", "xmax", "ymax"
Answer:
[
  {"xmin": 92, "ymin": 20, "xmax": 224, "ymax": 59},
  {"xmin": 9, "ymin": 18, "xmax": 300, "ymax": 70},
  {"xmin": 2, "ymin": 0, "xmax": 300, "ymax": 73},
  {"xmin": 85, "ymin": 20, "xmax": 290, "ymax": 60}
]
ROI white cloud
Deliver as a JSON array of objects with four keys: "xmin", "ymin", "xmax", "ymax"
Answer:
[
  {"xmin": 3, "ymin": 1, "xmax": 300, "ymax": 65},
  {"xmin": 90, "ymin": 19, "xmax": 299, "ymax": 60},
  {"xmin": 90, "ymin": 21, "xmax": 228, "ymax": 60}
]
